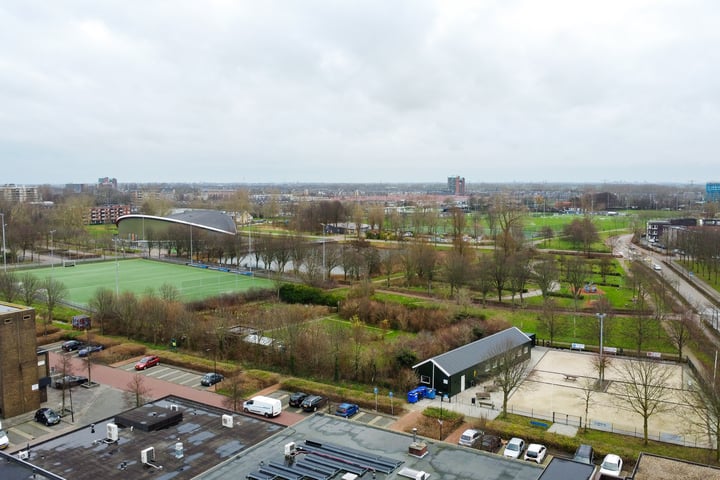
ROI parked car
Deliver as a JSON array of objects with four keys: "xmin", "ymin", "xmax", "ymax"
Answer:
[
  {"xmin": 599, "ymin": 454, "xmax": 623, "ymax": 477},
  {"xmin": 288, "ymin": 392, "xmax": 309, "ymax": 408},
  {"xmin": 503, "ymin": 437, "xmax": 525, "ymax": 459},
  {"xmin": 135, "ymin": 355, "xmax": 160, "ymax": 370},
  {"xmin": 573, "ymin": 444, "xmax": 595, "ymax": 465},
  {"xmin": 200, "ymin": 372, "xmax": 224, "ymax": 386},
  {"xmin": 53, "ymin": 375, "xmax": 88, "ymax": 388},
  {"xmin": 78, "ymin": 345, "xmax": 104, "ymax": 357},
  {"xmin": 458, "ymin": 429, "xmax": 482, "ymax": 447},
  {"xmin": 479, "ymin": 435, "xmax": 502, "ymax": 452},
  {"xmin": 301, "ymin": 395, "xmax": 327, "ymax": 412},
  {"xmin": 524, "ymin": 443, "xmax": 547, "ymax": 464},
  {"xmin": 335, "ymin": 403, "xmax": 359, "ymax": 418},
  {"xmin": 35, "ymin": 408, "xmax": 61, "ymax": 426},
  {"xmin": 242, "ymin": 396, "xmax": 282, "ymax": 418},
  {"xmin": 61, "ymin": 340, "xmax": 84, "ymax": 352}
]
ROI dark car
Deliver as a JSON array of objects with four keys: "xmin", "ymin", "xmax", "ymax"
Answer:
[
  {"xmin": 301, "ymin": 395, "xmax": 327, "ymax": 412},
  {"xmin": 200, "ymin": 372, "xmax": 224, "ymax": 386},
  {"xmin": 35, "ymin": 408, "xmax": 61, "ymax": 426},
  {"xmin": 61, "ymin": 340, "xmax": 84, "ymax": 352},
  {"xmin": 288, "ymin": 392, "xmax": 309, "ymax": 408},
  {"xmin": 78, "ymin": 345, "xmax": 104, "ymax": 357},
  {"xmin": 53, "ymin": 375, "xmax": 88, "ymax": 389},
  {"xmin": 135, "ymin": 355, "xmax": 160, "ymax": 370},
  {"xmin": 479, "ymin": 435, "xmax": 502, "ymax": 452},
  {"xmin": 573, "ymin": 444, "xmax": 595, "ymax": 465},
  {"xmin": 335, "ymin": 403, "xmax": 359, "ymax": 418}
]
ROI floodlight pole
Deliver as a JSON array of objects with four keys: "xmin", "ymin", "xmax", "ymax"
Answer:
[
  {"xmin": 50, "ymin": 230, "xmax": 56, "ymax": 273},
  {"xmin": 0, "ymin": 212, "xmax": 6, "ymax": 272}
]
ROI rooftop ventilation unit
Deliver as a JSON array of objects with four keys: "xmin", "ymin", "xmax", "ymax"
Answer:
[
  {"xmin": 17, "ymin": 450, "xmax": 29, "ymax": 460},
  {"xmin": 221, "ymin": 414, "xmax": 233, "ymax": 428},
  {"xmin": 284, "ymin": 442, "xmax": 297, "ymax": 457},
  {"xmin": 141, "ymin": 447, "xmax": 155, "ymax": 465},
  {"xmin": 170, "ymin": 404, "xmax": 179, "ymax": 412},
  {"xmin": 140, "ymin": 446, "xmax": 163, "ymax": 470},
  {"xmin": 106, "ymin": 423, "xmax": 119, "ymax": 442}
]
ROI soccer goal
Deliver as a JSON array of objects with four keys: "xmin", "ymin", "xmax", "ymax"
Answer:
[{"xmin": 62, "ymin": 259, "xmax": 77, "ymax": 267}]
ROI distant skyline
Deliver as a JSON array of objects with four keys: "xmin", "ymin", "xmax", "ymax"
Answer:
[{"xmin": 2, "ymin": 1, "xmax": 719, "ymax": 185}]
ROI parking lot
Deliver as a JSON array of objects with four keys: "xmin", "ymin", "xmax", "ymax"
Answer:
[{"xmin": 117, "ymin": 360, "xmax": 210, "ymax": 390}]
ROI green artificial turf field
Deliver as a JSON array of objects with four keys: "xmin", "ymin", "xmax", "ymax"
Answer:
[{"xmin": 29, "ymin": 259, "xmax": 273, "ymax": 306}]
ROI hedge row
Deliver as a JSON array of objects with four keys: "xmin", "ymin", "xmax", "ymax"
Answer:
[{"xmin": 279, "ymin": 283, "xmax": 342, "ymax": 307}]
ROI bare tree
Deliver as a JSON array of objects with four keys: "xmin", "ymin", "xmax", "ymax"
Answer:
[
  {"xmin": 222, "ymin": 369, "xmax": 245, "ymax": 412},
  {"xmin": 0, "ymin": 270, "xmax": 20, "ymax": 303},
  {"xmin": 19, "ymin": 272, "xmax": 41, "ymax": 306},
  {"xmin": 563, "ymin": 216, "xmax": 599, "ymax": 254},
  {"xmin": 492, "ymin": 341, "xmax": 531, "ymax": 418},
  {"xmin": 564, "ymin": 256, "xmax": 588, "ymax": 312},
  {"xmin": 537, "ymin": 299, "xmax": 564, "ymax": 347},
  {"xmin": 533, "ymin": 256, "xmax": 558, "ymax": 301},
  {"xmin": 591, "ymin": 352, "xmax": 613, "ymax": 387},
  {"xmin": 43, "ymin": 277, "xmax": 68, "ymax": 335},
  {"xmin": 577, "ymin": 377, "xmax": 598, "ymax": 432},
  {"xmin": 614, "ymin": 359, "xmax": 675, "ymax": 444},
  {"xmin": 380, "ymin": 248, "xmax": 399, "ymax": 288},
  {"xmin": 126, "ymin": 373, "xmax": 151, "ymax": 408},
  {"xmin": 89, "ymin": 287, "xmax": 116, "ymax": 336},
  {"xmin": 683, "ymin": 369, "xmax": 720, "ymax": 461},
  {"xmin": 444, "ymin": 249, "xmax": 473, "ymax": 298},
  {"xmin": 667, "ymin": 309, "xmax": 693, "ymax": 361},
  {"xmin": 58, "ymin": 352, "xmax": 75, "ymax": 415}
]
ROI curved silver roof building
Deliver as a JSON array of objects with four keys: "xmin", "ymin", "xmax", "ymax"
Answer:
[{"xmin": 116, "ymin": 210, "xmax": 237, "ymax": 238}]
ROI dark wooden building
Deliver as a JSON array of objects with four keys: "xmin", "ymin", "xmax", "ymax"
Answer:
[{"xmin": 412, "ymin": 327, "xmax": 533, "ymax": 398}]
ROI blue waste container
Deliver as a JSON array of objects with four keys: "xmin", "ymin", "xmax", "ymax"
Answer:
[
  {"xmin": 424, "ymin": 388, "xmax": 436, "ymax": 399},
  {"xmin": 407, "ymin": 391, "xmax": 419, "ymax": 404}
]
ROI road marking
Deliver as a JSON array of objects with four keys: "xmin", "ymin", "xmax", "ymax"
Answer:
[
  {"xmin": 156, "ymin": 370, "xmax": 184, "ymax": 380},
  {"xmin": 178, "ymin": 376, "xmax": 200, "ymax": 386},
  {"xmin": 143, "ymin": 367, "xmax": 168, "ymax": 377},
  {"xmin": 368, "ymin": 415, "xmax": 384, "ymax": 426},
  {"xmin": 9, "ymin": 428, "xmax": 35, "ymax": 441}
]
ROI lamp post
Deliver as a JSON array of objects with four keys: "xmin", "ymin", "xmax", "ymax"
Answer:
[
  {"xmin": 206, "ymin": 348, "xmax": 216, "ymax": 374},
  {"xmin": 0, "ymin": 212, "xmax": 6, "ymax": 272},
  {"xmin": 50, "ymin": 230, "xmax": 56, "ymax": 272},
  {"xmin": 439, "ymin": 393, "xmax": 445, "ymax": 440},
  {"xmin": 596, "ymin": 313, "xmax": 606, "ymax": 382}
]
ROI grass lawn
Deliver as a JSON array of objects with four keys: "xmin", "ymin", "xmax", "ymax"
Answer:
[{"xmin": 26, "ymin": 259, "xmax": 274, "ymax": 306}]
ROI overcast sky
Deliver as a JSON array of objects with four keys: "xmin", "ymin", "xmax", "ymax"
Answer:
[{"xmin": 2, "ymin": 1, "xmax": 718, "ymax": 186}]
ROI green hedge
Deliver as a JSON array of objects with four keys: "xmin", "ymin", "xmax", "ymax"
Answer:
[{"xmin": 279, "ymin": 283, "xmax": 342, "ymax": 307}]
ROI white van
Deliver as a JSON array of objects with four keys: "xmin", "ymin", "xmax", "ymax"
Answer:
[{"xmin": 242, "ymin": 396, "xmax": 282, "ymax": 418}]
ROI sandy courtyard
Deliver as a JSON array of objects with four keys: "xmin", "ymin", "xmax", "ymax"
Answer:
[{"xmin": 508, "ymin": 349, "xmax": 706, "ymax": 446}]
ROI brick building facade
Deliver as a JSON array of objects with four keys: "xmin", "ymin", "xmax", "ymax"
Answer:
[{"xmin": 0, "ymin": 302, "xmax": 40, "ymax": 418}]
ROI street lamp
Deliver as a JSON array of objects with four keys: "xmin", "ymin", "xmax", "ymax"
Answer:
[
  {"xmin": 50, "ymin": 230, "xmax": 56, "ymax": 272},
  {"xmin": 596, "ymin": 313, "xmax": 606, "ymax": 383},
  {"xmin": 0, "ymin": 212, "xmax": 6, "ymax": 272}
]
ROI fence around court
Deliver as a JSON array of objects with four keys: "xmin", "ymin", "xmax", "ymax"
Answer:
[{"xmin": 504, "ymin": 405, "xmax": 713, "ymax": 449}]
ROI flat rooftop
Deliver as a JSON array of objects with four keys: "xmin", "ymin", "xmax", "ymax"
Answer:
[
  {"xmin": 24, "ymin": 396, "xmax": 284, "ymax": 480},
  {"xmin": 197, "ymin": 413, "xmax": 543, "ymax": 480},
  {"xmin": 0, "ymin": 302, "xmax": 31, "ymax": 314},
  {"xmin": 632, "ymin": 452, "xmax": 720, "ymax": 480},
  {"xmin": 21, "ymin": 394, "xmax": 543, "ymax": 480}
]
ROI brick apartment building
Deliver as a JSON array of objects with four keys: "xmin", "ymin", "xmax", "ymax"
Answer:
[
  {"xmin": 86, "ymin": 204, "xmax": 132, "ymax": 225},
  {"xmin": 0, "ymin": 302, "xmax": 41, "ymax": 418}
]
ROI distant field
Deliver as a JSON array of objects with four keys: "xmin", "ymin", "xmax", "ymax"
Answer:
[{"xmin": 28, "ymin": 259, "xmax": 273, "ymax": 306}]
